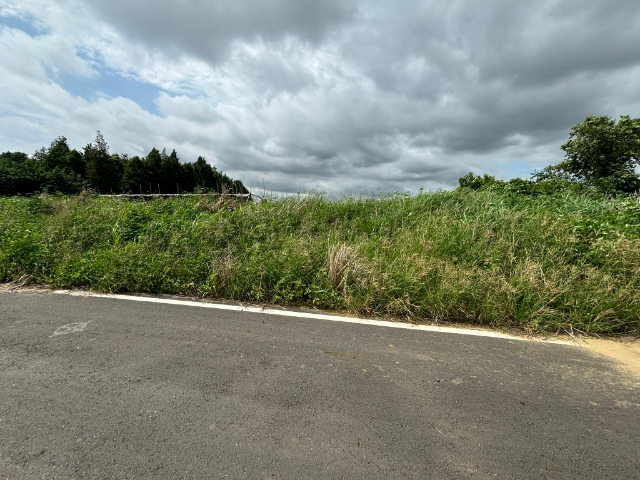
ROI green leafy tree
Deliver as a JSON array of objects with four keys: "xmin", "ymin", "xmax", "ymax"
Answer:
[
  {"xmin": 41, "ymin": 167, "xmax": 86, "ymax": 194},
  {"xmin": 40, "ymin": 137, "xmax": 86, "ymax": 179},
  {"xmin": 188, "ymin": 156, "xmax": 248, "ymax": 193},
  {"xmin": 66, "ymin": 149, "xmax": 86, "ymax": 177},
  {"xmin": 458, "ymin": 172, "xmax": 499, "ymax": 190},
  {"xmin": 33, "ymin": 147, "xmax": 47, "ymax": 165},
  {"xmin": 0, "ymin": 151, "xmax": 42, "ymax": 196},
  {"xmin": 536, "ymin": 115, "xmax": 640, "ymax": 193},
  {"xmin": 43, "ymin": 136, "xmax": 70, "ymax": 171}
]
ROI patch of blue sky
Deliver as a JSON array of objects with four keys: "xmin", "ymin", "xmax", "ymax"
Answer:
[
  {"xmin": 0, "ymin": 14, "xmax": 47, "ymax": 37},
  {"xmin": 58, "ymin": 69, "xmax": 164, "ymax": 116},
  {"xmin": 503, "ymin": 160, "xmax": 551, "ymax": 180}
]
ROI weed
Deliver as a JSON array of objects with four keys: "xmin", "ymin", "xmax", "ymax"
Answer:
[{"xmin": 1, "ymin": 189, "xmax": 639, "ymax": 334}]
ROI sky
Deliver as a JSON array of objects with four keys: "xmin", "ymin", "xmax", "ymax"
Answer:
[{"xmin": 1, "ymin": 1, "xmax": 639, "ymax": 194}]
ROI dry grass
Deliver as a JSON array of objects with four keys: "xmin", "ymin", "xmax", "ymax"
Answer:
[
  {"xmin": 327, "ymin": 244, "xmax": 360, "ymax": 288},
  {"xmin": 195, "ymin": 187, "xmax": 243, "ymax": 213}
]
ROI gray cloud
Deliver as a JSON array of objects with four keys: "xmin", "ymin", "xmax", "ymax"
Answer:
[
  {"xmin": 86, "ymin": 0, "xmax": 355, "ymax": 64},
  {"xmin": 1, "ymin": 0, "xmax": 640, "ymax": 194}
]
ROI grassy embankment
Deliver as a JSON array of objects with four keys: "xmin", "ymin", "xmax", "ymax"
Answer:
[{"xmin": 1, "ymin": 190, "xmax": 639, "ymax": 334}]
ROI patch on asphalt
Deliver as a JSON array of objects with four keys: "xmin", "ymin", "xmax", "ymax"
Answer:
[{"xmin": 51, "ymin": 322, "xmax": 90, "ymax": 337}]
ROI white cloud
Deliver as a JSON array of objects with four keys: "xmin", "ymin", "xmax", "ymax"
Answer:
[{"xmin": 1, "ymin": 0, "xmax": 640, "ymax": 193}]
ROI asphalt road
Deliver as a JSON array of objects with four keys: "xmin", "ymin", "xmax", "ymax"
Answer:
[{"xmin": 1, "ymin": 291, "xmax": 639, "ymax": 480}]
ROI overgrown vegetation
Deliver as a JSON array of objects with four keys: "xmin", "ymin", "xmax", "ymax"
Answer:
[{"xmin": 1, "ymin": 189, "xmax": 639, "ymax": 334}]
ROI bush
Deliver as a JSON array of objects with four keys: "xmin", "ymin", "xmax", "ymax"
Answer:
[{"xmin": 458, "ymin": 172, "xmax": 499, "ymax": 190}]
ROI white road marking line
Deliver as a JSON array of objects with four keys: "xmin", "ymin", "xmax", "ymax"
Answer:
[
  {"xmin": 51, "ymin": 321, "xmax": 90, "ymax": 337},
  {"xmin": 52, "ymin": 290, "xmax": 575, "ymax": 345}
]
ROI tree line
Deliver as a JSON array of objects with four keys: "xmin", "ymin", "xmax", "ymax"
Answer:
[
  {"xmin": 460, "ymin": 115, "xmax": 640, "ymax": 195},
  {"xmin": 0, "ymin": 131, "xmax": 248, "ymax": 196}
]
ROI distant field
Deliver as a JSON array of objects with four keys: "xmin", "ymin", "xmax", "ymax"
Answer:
[{"xmin": 1, "ymin": 190, "xmax": 639, "ymax": 334}]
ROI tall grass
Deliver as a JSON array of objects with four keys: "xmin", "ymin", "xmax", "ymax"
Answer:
[{"xmin": 1, "ymin": 189, "xmax": 639, "ymax": 334}]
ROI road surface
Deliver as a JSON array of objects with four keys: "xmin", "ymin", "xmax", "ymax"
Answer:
[{"xmin": 1, "ymin": 291, "xmax": 638, "ymax": 479}]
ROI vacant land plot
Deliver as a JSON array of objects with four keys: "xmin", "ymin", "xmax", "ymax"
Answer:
[{"xmin": 1, "ymin": 189, "xmax": 639, "ymax": 334}]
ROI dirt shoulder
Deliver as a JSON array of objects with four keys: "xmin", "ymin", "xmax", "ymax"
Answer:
[{"xmin": 578, "ymin": 337, "xmax": 640, "ymax": 376}]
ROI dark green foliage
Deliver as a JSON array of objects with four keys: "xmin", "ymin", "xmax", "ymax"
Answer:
[
  {"xmin": 0, "ymin": 152, "xmax": 42, "ymax": 196},
  {"xmin": 459, "ymin": 173, "xmax": 591, "ymax": 197},
  {"xmin": 560, "ymin": 115, "xmax": 639, "ymax": 180},
  {"xmin": 189, "ymin": 156, "xmax": 248, "ymax": 194},
  {"xmin": 160, "ymin": 149, "xmax": 181, "ymax": 193},
  {"xmin": 41, "ymin": 136, "xmax": 86, "ymax": 177},
  {"xmin": 588, "ymin": 171, "xmax": 640, "ymax": 194},
  {"xmin": 122, "ymin": 156, "xmax": 148, "ymax": 193},
  {"xmin": 145, "ymin": 147, "xmax": 163, "ymax": 190},
  {"xmin": 535, "ymin": 115, "xmax": 640, "ymax": 193},
  {"xmin": 42, "ymin": 136, "xmax": 70, "ymax": 171},
  {"xmin": 194, "ymin": 156, "xmax": 214, "ymax": 189},
  {"xmin": 65, "ymin": 149, "xmax": 86, "ymax": 177},
  {"xmin": 85, "ymin": 132, "xmax": 120, "ymax": 193},
  {"xmin": 458, "ymin": 172, "xmax": 499, "ymax": 190},
  {"xmin": 41, "ymin": 168, "xmax": 87, "ymax": 195},
  {"xmin": 0, "ymin": 132, "xmax": 247, "ymax": 196},
  {"xmin": 179, "ymin": 162, "xmax": 196, "ymax": 192}
]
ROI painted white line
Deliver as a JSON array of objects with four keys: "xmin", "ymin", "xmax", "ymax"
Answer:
[
  {"xmin": 51, "ymin": 321, "xmax": 90, "ymax": 337},
  {"xmin": 52, "ymin": 290, "xmax": 574, "ymax": 345}
]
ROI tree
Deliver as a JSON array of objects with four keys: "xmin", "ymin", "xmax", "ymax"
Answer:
[
  {"xmin": 33, "ymin": 147, "xmax": 47, "ymax": 165},
  {"xmin": 41, "ymin": 167, "xmax": 86, "ymax": 194},
  {"xmin": 193, "ymin": 156, "xmax": 215, "ymax": 190},
  {"xmin": 1, "ymin": 134, "xmax": 250, "ymax": 197},
  {"xmin": 66, "ymin": 149, "xmax": 86, "ymax": 177},
  {"xmin": 536, "ymin": 115, "xmax": 640, "ymax": 193},
  {"xmin": 179, "ymin": 162, "xmax": 196, "ymax": 192},
  {"xmin": 42, "ymin": 136, "xmax": 86, "ymax": 177},
  {"xmin": 85, "ymin": 131, "xmax": 119, "ymax": 193},
  {"xmin": 144, "ymin": 148, "xmax": 163, "ymax": 191},
  {"xmin": 122, "ymin": 156, "xmax": 148, "ymax": 192},
  {"xmin": 0, "ymin": 151, "xmax": 42, "ymax": 196},
  {"xmin": 458, "ymin": 172, "xmax": 498, "ymax": 190},
  {"xmin": 110, "ymin": 154, "xmax": 127, "ymax": 193},
  {"xmin": 161, "ymin": 149, "xmax": 181, "ymax": 193},
  {"xmin": 43, "ymin": 136, "xmax": 70, "ymax": 171}
]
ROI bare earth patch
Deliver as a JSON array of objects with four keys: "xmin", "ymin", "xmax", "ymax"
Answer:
[
  {"xmin": 579, "ymin": 337, "xmax": 640, "ymax": 376},
  {"xmin": 0, "ymin": 282, "xmax": 46, "ymax": 294}
]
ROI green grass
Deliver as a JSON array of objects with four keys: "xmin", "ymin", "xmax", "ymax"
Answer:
[{"xmin": 1, "ymin": 189, "xmax": 639, "ymax": 334}]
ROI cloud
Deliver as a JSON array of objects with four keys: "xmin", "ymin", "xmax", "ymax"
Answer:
[
  {"xmin": 86, "ymin": 0, "xmax": 355, "ymax": 63},
  {"xmin": 1, "ymin": 0, "xmax": 639, "ymax": 194}
]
